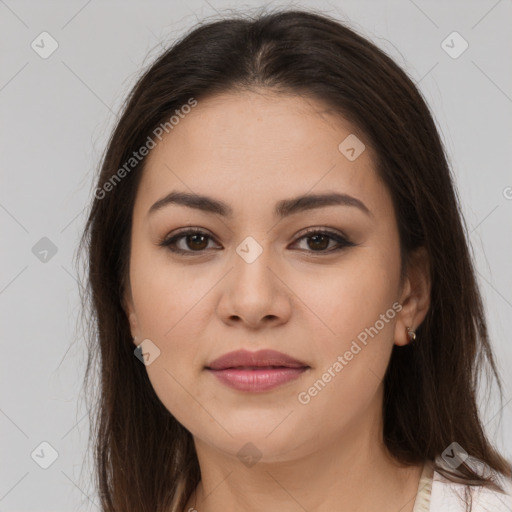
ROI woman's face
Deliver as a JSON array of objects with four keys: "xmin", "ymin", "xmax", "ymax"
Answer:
[{"xmin": 123, "ymin": 90, "xmax": 427, "ymax": 463}]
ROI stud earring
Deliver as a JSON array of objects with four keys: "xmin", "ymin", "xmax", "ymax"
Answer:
[{"xmin": 406, "ymin": 326, "xmax": 416, "ymax": 342}]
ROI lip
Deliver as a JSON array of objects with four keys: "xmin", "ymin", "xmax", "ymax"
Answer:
[
  {"xmin": 205, "ymin": 349, "xmax": 310, "ymax": 392},
  {"xmin": 206, "ymin": 349, "xmax": 308, "ymax": 370}
]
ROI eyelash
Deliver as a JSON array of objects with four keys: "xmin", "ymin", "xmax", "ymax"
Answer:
[{"xmin": 158, "ymin": 227, "xmax": 356, "ymax": 256}]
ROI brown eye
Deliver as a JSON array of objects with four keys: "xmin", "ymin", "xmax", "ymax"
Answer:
[
  {"xmin": 158, "ymin": 229, "xmax": 219, "ymax": 255},
  {"xmin": 293, "ymin": 229, "xmax": 356, "ymax": 253},
  {"xmin": 185, "ymin": 233, "xmax": 209, "ymax": 251},
  {"xmin": 306, "ymin": 234, "xmax": 331, "ymax": 251}
]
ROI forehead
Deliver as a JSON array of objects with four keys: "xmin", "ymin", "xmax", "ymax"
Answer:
[{"xmin": 136, "ymin": 90, "xmax": 390, "ymax": 219}]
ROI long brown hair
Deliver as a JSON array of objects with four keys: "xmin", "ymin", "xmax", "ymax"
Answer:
[{"xmin": 77, "ymin": 7, "xmax": 511, "ymax": 511}]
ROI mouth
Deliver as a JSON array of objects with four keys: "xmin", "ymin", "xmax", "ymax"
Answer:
[{"xmin": 205, "ymin": 349, "xmax": 310, "ymax": 392}]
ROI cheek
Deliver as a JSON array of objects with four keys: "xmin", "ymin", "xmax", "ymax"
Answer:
[
  {"xmin": 292, "ymin": 264, "xmax": 398, "ymax": 435},
  {"xmin": 129, "ymin": 243, "xmax": 213, "ymax": 340},
  {"xmin": 290, "ymin": 250, "xmax": 400, "ymax": 346},
  {"xmin": 129, "ymin": 263, "xmax": 212, "ymax": 431},
  {"xmin": 128, "ymin": 248, "xmax": 218, "ymax": 408},
  {"xmin": 288, "ymin": 248, "xmax": 400, "ymax": 411}
]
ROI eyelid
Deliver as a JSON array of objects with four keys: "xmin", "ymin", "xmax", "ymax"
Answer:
[{"xmin": 294, "ymin": 226, "xmax": 351, "ymax": 242}]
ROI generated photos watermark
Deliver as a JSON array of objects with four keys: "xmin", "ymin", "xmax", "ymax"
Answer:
[
  {"xmin": 94, "ymin": 97, "xmax": 198, "ymax": 200},
  {"xmin": 297, "ymin": 301, "xmax": 403, "ymax": 404}
]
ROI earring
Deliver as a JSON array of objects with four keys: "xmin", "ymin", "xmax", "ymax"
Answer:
[{"xmin": 406, "ymin": 326, "xmax": 416, "ymax": 342}]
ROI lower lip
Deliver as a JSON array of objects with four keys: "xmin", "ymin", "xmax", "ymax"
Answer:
[{"xmin": 206, "ymin": 367, "xmax": 309, "ymax": 392}]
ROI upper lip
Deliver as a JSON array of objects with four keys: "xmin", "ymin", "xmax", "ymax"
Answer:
[{"xmin": 206, "ymin": 349, "xmax": 309, "ymax": 370}]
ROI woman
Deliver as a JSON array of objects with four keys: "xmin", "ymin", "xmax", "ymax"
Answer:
[{"xmin": 78, "ymin": 8, "xmax": 512, "ymax": 512}]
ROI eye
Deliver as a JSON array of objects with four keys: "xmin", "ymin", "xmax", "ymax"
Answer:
[
  {"xmin": 291, "ymin": 228, "xmax": 356, "ymax": 253},
  {"xmin": 158, "ymin": 227, "xmax": 356, "ymax": 256},
  {"xmin": 158, "ymin": 228, "xmax": 220, "ymax": 255}
]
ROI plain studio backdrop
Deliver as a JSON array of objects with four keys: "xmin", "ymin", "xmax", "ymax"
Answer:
[{"xmin": 1, "ymin": 1, "xmax": 511, "ymax": 510}]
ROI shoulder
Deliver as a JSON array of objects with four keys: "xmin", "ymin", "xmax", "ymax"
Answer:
[{"xmin": 430, "ymin": 456, "xmax": 512, "ymax": 511}]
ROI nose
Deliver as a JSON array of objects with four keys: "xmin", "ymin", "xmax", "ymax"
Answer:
[{"xmin": 216, "ymin": 244, "xmax": 292, "ymax": 330}]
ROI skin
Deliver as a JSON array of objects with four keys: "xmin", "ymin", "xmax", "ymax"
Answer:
[{"xmin": 123, "ymin": 90, "xmax": 431, "ymax": 512}]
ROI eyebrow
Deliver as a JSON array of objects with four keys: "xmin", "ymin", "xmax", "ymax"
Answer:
[{"xmin": 148, "ymin": 191, "xmax": 372, "ymax": 218}]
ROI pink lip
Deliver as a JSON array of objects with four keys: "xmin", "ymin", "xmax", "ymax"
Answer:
[{"xmin": 205, "ymin": 349, "xmax": 310, "ymax": 392}]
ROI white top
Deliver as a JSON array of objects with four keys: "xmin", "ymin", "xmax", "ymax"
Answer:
[{"xmin": 412, "ymin": 457, "xmax": 512, "ymax": 511}]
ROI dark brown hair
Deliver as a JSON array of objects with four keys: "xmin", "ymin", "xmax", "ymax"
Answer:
[{"xmin": 77, "ymin": 7, "xmax": 511, "ymax": 512}]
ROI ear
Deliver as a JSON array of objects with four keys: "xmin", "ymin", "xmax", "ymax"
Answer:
[
  {"xmin": 121, "ymin": 284, "xmax": 140, "ymax": 346},
  {"xmin": 394, "ymin": 246, "xmax": 431, "ymax": 346}
]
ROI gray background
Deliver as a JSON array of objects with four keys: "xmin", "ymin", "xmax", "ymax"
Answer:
[{"xmin": 1, "ymin": 0, "xmax": 511, "ymax": 510}]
